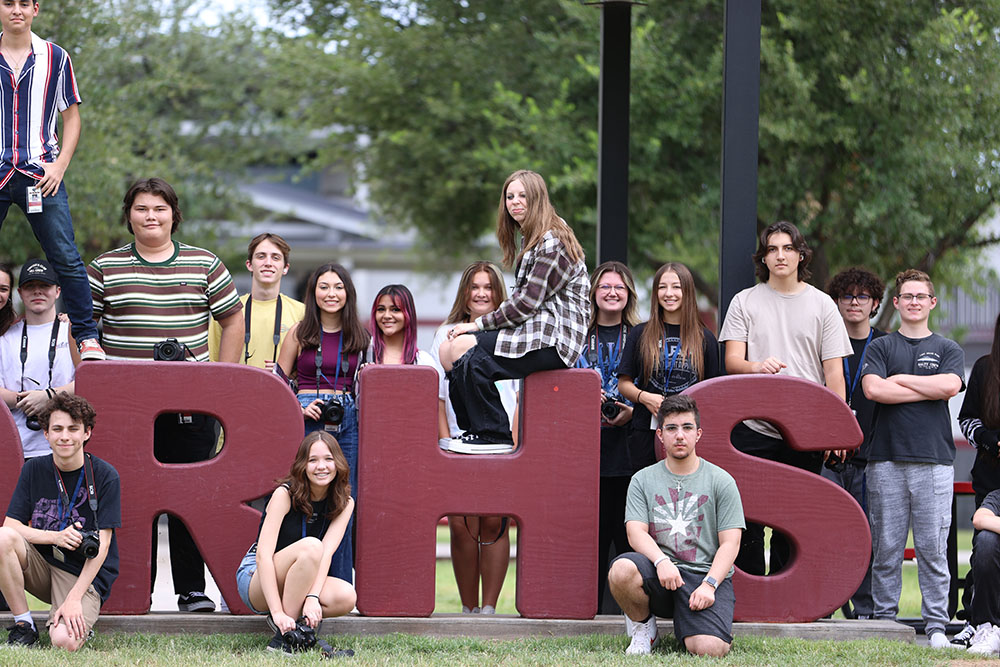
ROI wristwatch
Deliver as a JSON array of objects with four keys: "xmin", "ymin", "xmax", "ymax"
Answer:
[{"xmin": 702, "ymin": 575, "xmax": 718, "ymax": 590}]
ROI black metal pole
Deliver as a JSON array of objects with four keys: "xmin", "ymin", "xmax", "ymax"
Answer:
[
  {"xmin": 718, "ymin": 0, "xmax": 761, "ymax": 326},
  {"xmin": 595, "ymin": 2, "xmax": 632, "ymax": 266}
]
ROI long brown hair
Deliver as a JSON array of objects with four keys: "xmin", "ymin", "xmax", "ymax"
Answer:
[
  {"xmin": 495, "ymin": 170, "xmax": 584, "ymax": 269},
  {"xmin": 445, "ymin": 261, "xmax": 507, "ymax": 326},
  {"xmin": 638, "ymin": 262, "xmax": 705, "ymax": 382},
  {"xmin": 296, "ymin": 263, "xmax": 370, "ymax": 354},
  {"xmin": 588, "ymin": 261, "xmax": 639, "ymax": 330},
  {"xmin": 278, "ymin": 432, "xmax": 351, "ymax": 521},
  {"xmin": 0, "ymin": 262, "xmax": 14, "ymax": 336},
  {"xmin": 983, "ymin": 313, "xmax": 1000, "ymax": 429}
]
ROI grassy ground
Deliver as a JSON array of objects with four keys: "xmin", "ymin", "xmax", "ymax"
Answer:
[{"xmin": 0, "ymin": 632, "xmax": 987, "ymax": 665}]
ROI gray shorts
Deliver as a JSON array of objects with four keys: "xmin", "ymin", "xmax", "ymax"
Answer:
[{"xmin": 612, "ymin": 552, "xmax": 734, "ymax": 644}]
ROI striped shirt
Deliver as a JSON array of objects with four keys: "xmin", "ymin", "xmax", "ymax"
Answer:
[
  {"xmin": 0, "ymin": 32, "xmax": 81, "ymax": 184},
  {"xmin": 88, "ymin": 242, "xmax": 242, "ymax": 362},
  {"xmin": 475, "ymin": 230, "xmax": 590, "ymax": 367}
]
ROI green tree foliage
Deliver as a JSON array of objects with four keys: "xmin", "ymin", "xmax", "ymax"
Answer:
[
  {"xmin": 272, "ymin": 0, "xmax": 1000, "ymax": 308},
  {"xmin": 0, "ymin": 0, "xmax": 303, "ymax": 264}
]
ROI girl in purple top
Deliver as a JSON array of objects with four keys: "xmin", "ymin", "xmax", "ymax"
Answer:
[{"xmin": 276, "ymin": 263, "xmax": 369, "ymax": 582}]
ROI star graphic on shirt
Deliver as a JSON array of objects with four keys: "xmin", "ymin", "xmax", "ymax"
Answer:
[{"xmin": 665, "ymin": 514, "xmax": 691, "ymax": 539}]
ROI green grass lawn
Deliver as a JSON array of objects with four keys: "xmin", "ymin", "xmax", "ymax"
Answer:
[{"xmin": 1, "ymin": 632, "xmax": 988, "ymax": 665}]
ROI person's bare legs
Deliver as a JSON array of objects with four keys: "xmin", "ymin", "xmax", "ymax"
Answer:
[
  {"xmin": 479, "ymin": 516, "xmax": 509, "ymax": 609},
  {"xmin": 684, "ymin": 634, "xmax": 731, "ymax": 657},
  {"xmin": 49, "ymin": 621, "xmax": 86, "ymax": 652},
  {"xmin": 248, "ymin": 536, "xmax": 324, "ymax": 617},
  {"xmin": 439, "ymin": 334, "xmax": 478, "ymax": 372},
  {"xmin": 319, "ymin": 576, "xmax": 356, "ymax": 617},
  {"xmin": 607, "ymin": 557, "xmax": 650, "ymax": 621},
  {"xmin": 449, "ymin": 515, "xmax": 481, "ymax": 610},
  {"xmin": 0, "ymin": 527, "xmax": 29, "ymax": 616}
]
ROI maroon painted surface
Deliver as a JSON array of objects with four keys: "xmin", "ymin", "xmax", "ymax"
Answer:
[
  {"xmin": 354, "ymin": 365, "xmax": 601, "ymax": 619},
  {"xmin": 74, "ymin": 361, "xmax": 304, "ymax": 614},
  {"xmin": 683, "ymin": 375, "xmax": 870, "ymax": 622},
  {"xmin": 0, "ymin": 403, "xmax": 23, "ymax": 516}
]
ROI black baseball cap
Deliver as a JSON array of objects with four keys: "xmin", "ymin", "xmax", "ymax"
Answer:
[{"xmin": 18, "ymin": 258, "xmax": 59, "ymax": 287}]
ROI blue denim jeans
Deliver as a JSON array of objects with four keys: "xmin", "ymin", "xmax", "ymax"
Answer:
[
  {"xmin": 0, "ymin": 171, "xmax": 98, "ymax": 342},
  {"xmin": 298, "ymin": 392, "xmax": 358, "ymax": 583}
]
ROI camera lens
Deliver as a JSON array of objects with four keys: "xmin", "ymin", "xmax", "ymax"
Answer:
[{"xmin": 25, "ymin": 416, "xmax": 41, "ymax": 431}]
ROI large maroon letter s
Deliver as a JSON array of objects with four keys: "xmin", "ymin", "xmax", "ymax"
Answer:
[
  {"xmin": 0, "ymin": 404, "xmax": 23, "ymax": 515},
  {"xmin": 76, "ymin": 361, "xmax": 303, "ymax": 613},
  {"xmin": 685, "ymin": 376, "xmax": 870, "ymax": 622}
]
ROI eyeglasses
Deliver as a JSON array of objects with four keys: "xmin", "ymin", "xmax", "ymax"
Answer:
[
  {"xmin": 597, "ymin": 284, "xmax": 627, "ymax": 294},
  {"xmin": 838, "ymin": 294, "xmax": 872, "ymax": 305},
  {"xmin": 659, "ymin": 423, "xmax": 698, "ymax": 434},
  {"xmin": 897, "ymin": 293, "xmax": 932, "ymax": 303}
]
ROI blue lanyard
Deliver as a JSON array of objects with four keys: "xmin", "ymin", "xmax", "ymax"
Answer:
[
  {"xmin": 595, "ymin": 326, "xmax": 625, "ymax": 383},
  {"xmin": 844, "ymin": 329, "xmax": 874, "ymax": 407},
  {"xmin": 301, "ymin": 508, "xmax": 328, "ymax": 539},
  {"xmin": 56, "ymin": 467, "xmax": 86, "ymax": 531},
  {"xmin": 662, "ymin": 336, "xmax": 681, "ymax": 390},
  {"xmin": 314, "ymin": 330, "xmax": 344, "ymax": 397}
]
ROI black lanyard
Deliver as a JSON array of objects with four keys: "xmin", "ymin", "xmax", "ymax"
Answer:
[
  {"xmin": 301, "ymin": 503, "xmax": 328, "ymax": 538},
  {"xmin": 19, "ymin": 317, "xmax": 60, "ymax": 392},
  {"xmin": 314, "ymin": 331, "xmax": 345, "ymax": 397},
  {"xmin": 243, "ymin": 296, "xmax": 283, "ymax": 365},
  {"xmin": 53, "ymin": 453, "xmax": 98, "ymax": 530},
  {"xmin": 844, "ymin": 329, "xmax": 874, "ymax": 408}
]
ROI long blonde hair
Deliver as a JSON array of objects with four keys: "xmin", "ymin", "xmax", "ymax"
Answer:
[
  {"xmin": 495, "ymin": 170, "xmax": 584, "ymax": 269},
  {"xmin": 638, "ymin": 262, "xmax": 705, "ymax": 382}
]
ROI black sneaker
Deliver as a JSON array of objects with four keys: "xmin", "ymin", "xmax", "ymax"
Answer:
[
  {"xmin": 952, "ymin": 621, "xmax": 975, "ymax": 647},
  {"xmin": 444, "ymin": 433, "xmax": 515, "ymax": 454},
  {"xmin": 5, "ymin": 621, "xmax": 38, "ymax": 647},
  {"xmin": 177, "ymin": 591, "xmax": 215, "ymax": 612},
  {"xmin": 266, "ymin": 630, "xmax": 292, "ymax": 655}
]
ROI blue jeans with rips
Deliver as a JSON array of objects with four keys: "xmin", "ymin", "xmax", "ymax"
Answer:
[{"xmin": 0, "ymin": 171, "xmax": 98, "ymax": 342}]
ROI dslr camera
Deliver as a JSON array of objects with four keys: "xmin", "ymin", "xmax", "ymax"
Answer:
[
  {"xmin": 824, "ymin": 453, "xmax": 847, "ymax": 474},
  {"xmin": 76, "ymin": 529, "xmax": 101, "ymax": 559},
  {"xmin": 153, "ymin": 338, "xmax": 185, "ymax": 362},
  {"xmin": 281, "ymin": 617, "xmax": 317, "ymax": 651},
  {"xmin": 601, "ymin": 398, "xmax": 622, "ymax": 421},
  {"xmin": 319, "ymin": 397, "xmax": 344, "ymax": 425}
]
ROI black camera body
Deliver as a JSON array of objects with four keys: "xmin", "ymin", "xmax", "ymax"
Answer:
[
  {"xmin": 77, "ymin": 530, "xmax": 101, "ymax": 559},
  {"xmin": 153, "ymin": 338, "xmax": 185, "ymax": 362},
  {"xmin": 320, "ymin": 397, "xmax": 344, "ymax": 425},
  {"xmin": 601, "ymin": 398, "xmax": 622, "ymax": 421},
  {"xmin": 282, "ymin": 617, "xmax": 317, "ymax": 651},
  {"xmin": 824, "ymin": 453, "xmax": 847, "ymax": 474}
]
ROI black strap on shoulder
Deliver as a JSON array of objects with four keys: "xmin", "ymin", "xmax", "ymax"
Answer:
[
  {"xmin": 244, "ymin": 296, "xmax": 283, "ymax": 365},
  {"xmin": 19, "ymin": 316, "xmax": 61, "ymax": 392}
]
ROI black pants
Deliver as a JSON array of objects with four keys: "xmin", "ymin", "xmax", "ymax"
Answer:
[
  {"xmin": 447, "ymin": 330, "xmax": 565, "ymax": 443},
  {"xmin": 730, "ymin": 422, "xmax": 822, "ymax": 576},
  {"xmin": 971, "ymin": 529, "xmax": 1000, "ymax": 626},
  {"xmin": 151, "ymin": 413, "xmax": 217, "ymax": 595},
  {"xmin": 963, "ymin": 491, "xmax": 988, "ymax": 622},
  {"xmin": 598, "ymin": 476, "xmax": 631, "ymax": 613}
]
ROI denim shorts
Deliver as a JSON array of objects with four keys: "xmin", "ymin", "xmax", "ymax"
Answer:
[{"xmin": 235, "ymin": 545, "xmax": 267, "ymax": 615}]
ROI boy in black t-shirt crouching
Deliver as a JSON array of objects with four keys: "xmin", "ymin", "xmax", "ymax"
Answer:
[{"xmin": 0, "ymin": 394, "xmax": 121, "ymax": 651}]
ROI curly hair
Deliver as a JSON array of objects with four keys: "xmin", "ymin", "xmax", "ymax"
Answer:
[
  {"xmin": 826, "ymin": 267, "xmax": 886, "ymax": 319},
  {"xmin": 38, "ymin": 394, "xmax": 97, "ymax": 433}
]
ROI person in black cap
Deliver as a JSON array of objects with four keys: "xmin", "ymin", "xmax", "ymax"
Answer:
[{"xmin": 0, "ymin": 258, "xmax": 80, "ymax": 459}]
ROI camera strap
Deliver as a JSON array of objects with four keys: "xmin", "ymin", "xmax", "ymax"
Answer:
[
  {"xmin": 243, "ymin": 296, "xmax": 283, "ymax": 365},
  {"xmin": 52, "ymin": 454, "xmax": 97, "ymax": 530},
  {"xmin": 314, "ymin": 330, "xmax": 344, "ymax": 398},
  {"xmin": 660, "ymin": 333, "xmax": 681, "ymax": 390},
  {"xmin": 19, "ymin": 316, "xmax": 60, "ymax": 392}
]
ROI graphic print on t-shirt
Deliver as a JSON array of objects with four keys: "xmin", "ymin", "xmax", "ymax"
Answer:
[
  {"xmin": 649, "ymin": 337, "xmax": 699, "ymax": 395},
  {"xmin": 32, "ymin": 484, "xmax": 90, "ymax": 532},
  {"xmin": 917, "ymin": 352, "xmax": 941, "ymax": 371},
  {"xmin": 650, "ymin": 488, "xmax": 708, "ymax": 563}
]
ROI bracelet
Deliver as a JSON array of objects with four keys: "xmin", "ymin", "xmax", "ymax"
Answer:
[
  {"xmin": 637, "ymin": 390, "xmax": 643, "ymax": 402},
  {"xmin": 653, "ymin": 556, "xmax": 669, "ymax": 568},
  {"xmin": 305, "ymin": 594, "xmax": 320, "ymax": 601}
]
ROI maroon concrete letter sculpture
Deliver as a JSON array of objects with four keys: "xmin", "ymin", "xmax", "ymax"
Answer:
[
  {"xmin": 0, "ymin": 404, "xmax": 23, "ymax": 514},
  {"xmin": 355, "ymin": 365, "xmax": 600, "ymax": 618},
  {"xmin": 75, "ymin": 361, "xmax": 303, "ymax": 613},
  {"xmin": 683, "ymin": 375, "xmax": 869, "ymax": 622}
]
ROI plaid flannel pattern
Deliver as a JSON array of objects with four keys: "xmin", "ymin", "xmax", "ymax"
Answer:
[{"xmin": 476, "ymin": 231, "xmax": 590, "ymax": 366}]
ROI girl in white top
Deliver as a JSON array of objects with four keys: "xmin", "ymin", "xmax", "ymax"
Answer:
[{"xmin": 430, "ymin": 262, "xmax": 516, "ymax": 614}]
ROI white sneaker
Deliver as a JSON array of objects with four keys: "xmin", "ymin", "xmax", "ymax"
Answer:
[
  {"xmin": 928, "ymin": 630, "xmax": 951, "ymax": 649},
  {"xmin": 952, "ymin": 621, "xmax": 975, "ymax": 647},
  {"xmin": 968, "ymin": 623, "xmax": 1000, "ymax": 655},
  {"xmin": 624, "ymin": 616, "xmax": 659, "ymax": 655}
]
